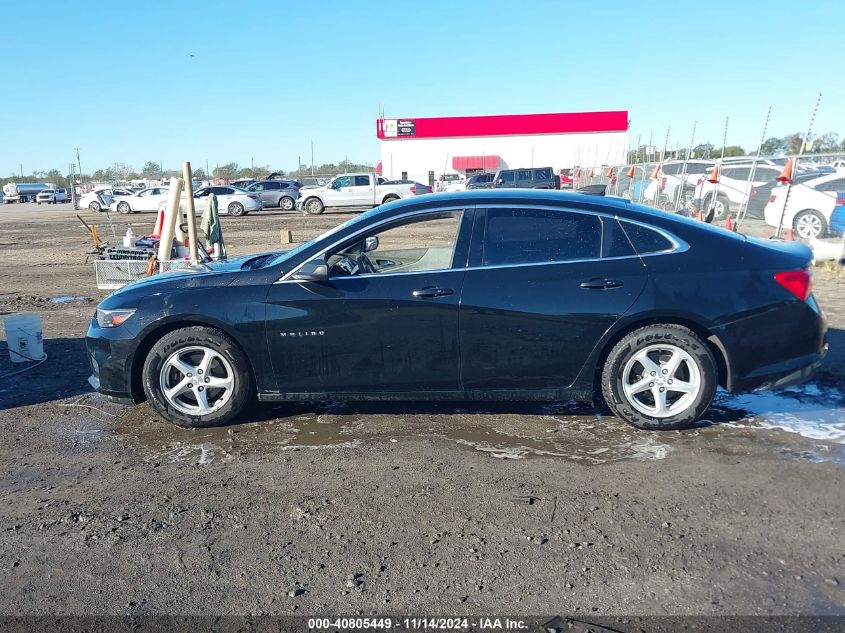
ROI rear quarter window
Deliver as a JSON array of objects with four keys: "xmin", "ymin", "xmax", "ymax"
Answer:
[{"xmin": 620, "ymin": 221, "xmax": 674, "ymax": 254}]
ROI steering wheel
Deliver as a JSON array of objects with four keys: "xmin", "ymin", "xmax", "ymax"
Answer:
[
  {"xmin": 356, "ymin": 253, "xmax": 375, "ymax": 274},
  {"xmin": 330, "ymin": 255, "xmax": 358, "ymax": 276}
]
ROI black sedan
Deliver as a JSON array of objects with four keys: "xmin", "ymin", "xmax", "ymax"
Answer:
[{"xmin": 86, "ymin": 190, "xmax": 827, "ymax": 431}]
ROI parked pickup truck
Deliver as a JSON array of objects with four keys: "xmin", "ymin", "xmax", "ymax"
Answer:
[{"xmin": 296, "ymin": 173, "xmax": 416, "ymax": 215}]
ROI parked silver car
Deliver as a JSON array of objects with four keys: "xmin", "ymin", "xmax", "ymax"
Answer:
[{"xmin": 246, "ymin": 180, "xmax": 301, "ymax": 210}]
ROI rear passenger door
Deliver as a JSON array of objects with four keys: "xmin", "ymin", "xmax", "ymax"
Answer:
[{"xmin": 458, "ymin": 206, "xmax": 648, "ymax": 393}]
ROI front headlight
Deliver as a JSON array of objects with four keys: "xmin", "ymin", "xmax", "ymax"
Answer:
[{"xmin": 96, "ymin": 308, "xmax": 136, "ymax": 328}]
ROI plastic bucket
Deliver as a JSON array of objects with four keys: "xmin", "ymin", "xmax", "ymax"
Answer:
[{"xmin": 3, "ymin": 313, "xmax": 45, "ymax": 363}]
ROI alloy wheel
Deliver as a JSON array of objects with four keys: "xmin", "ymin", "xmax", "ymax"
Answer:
[
  {"xmin": 159, "ymin": 346, "xmax": 235, "ymax": 416},
  {"xmin": 795, "ymin": 213, "xmax": 822, "ymax": 239},
  {"xmin": 621, "ymin": 344, "xmax": 701, "ymax": 418}
]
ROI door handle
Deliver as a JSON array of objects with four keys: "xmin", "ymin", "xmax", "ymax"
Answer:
[
  {"xmin": 580, "ymin": 278, "xmax": 624, "ymax": 290},
  {"xmin": 412, "ymin": 286, "xmax": 454, "ymax": 298}
]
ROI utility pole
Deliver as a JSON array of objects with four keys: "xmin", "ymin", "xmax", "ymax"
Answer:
[
  {"xmin": 311, "ymin": 141, "xmax": 315, "ymax": 178},
  {"xmin": 75, "ymin": 148, "xmax": 82, "ymax": 181}
]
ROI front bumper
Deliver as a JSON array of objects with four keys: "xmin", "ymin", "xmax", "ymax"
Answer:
[{"xmin": 86, "ymin": 314, "xmax": 140, "ymax": 402}]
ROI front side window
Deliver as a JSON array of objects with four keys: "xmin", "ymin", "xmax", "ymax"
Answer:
[
  {"xmin": 327, "ymin": 211, "xmax": 463, "ymax": 277},
  {"xmin": 332, "ymin": 176, "xmax": 352, "ymax": 189},
  {"xmin": 482, "ymin": 208, "xmax": 601, "ymax": 266},
  {"xmin": 816, "ymin": 178, "xmax": 845, "ymax": 192}
]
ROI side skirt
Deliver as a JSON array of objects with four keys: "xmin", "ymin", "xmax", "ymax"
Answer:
[{"xmin": 257, "ymin": 388, "xmax": 594, "ymax": 403}]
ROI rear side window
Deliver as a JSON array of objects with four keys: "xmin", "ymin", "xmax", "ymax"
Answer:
[
  {"xmin": 483, "ymin": 208, "xmax": 601, "ymax": 266},
  {"xmin": 620, "ymin": 221, "xmax": 673, "ymax": 254},
  {"xmin": 533, "ymin": 168, "xmax": 552, "ymax": 180},
  {"xmin": 354, "ymin": 175, "xmax": 370, "ymax": 186},
  {"xmin": 602, "ymin": 218, "xmax": 635, "ymax": 258},
  {"xmin": 498, "ymin": 171, "xmax": 515, "ymax": 183},
  {"xmin": 662, "ymin": 163, "xmax": 682, "ymax": 175}
]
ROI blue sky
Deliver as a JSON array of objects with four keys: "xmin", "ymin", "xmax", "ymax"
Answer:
[{"xmin": 2, "ymin": 0, "xmax": 842, "ymax": 176}]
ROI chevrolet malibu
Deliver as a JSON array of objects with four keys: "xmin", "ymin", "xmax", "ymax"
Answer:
[{"xmin": 86, "ymin": 190, "xmax": 827, "ymax": 431}]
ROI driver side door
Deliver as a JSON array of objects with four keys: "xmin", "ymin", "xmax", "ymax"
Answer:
[
  {"xmin": 265, "ymin": 208, "xmax": 473, "ymax": 395},
  {"xmin": 323, "ymin": 176, "xmax": 355, "ymax": 207}
]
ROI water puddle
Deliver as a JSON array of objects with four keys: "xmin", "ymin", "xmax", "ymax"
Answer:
[
  {"xmin": 50, "ymin": 295, "xmax": 90, "ymax": 304},
  {"xmin": 47, "ymin": 383, "xmax": 845, "ymax": 467}
]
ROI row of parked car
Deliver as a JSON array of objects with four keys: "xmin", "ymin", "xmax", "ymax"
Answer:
[{"xmin": 641, "ymin": 158, "xmax": 845, "ymax": 238}]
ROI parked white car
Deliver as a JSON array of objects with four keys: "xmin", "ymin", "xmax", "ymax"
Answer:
[
  {"xmin": 108, "ymin": 186, "xmax": 173, "ymax": 214},
  {"xmin": 35, "ymin": 188, "xmax": 69, "ymax": 204},
  {"xmin": 764, "ymin": 172, "xmax": 845, "ymax": 238},
  {"xmin": 158, "ymin": 185, "xmax": 263, "ymax": 217},
  {"xmin": 80, "ymin": 187, "xmax": 134, "ymax": 211},
  {"xmin": 642, "ymin": 160, "xmax": 713, "ymax": 207},
  {"xmin": 694, "ymin": 163, "xmax": 783, "ymax": 219}
]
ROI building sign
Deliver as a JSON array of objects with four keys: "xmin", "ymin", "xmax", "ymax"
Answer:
[
  {"xmin": 380, "ymin": 119, "xmax": 416, "ymax": 138},
  {"xmin": 397, "ymin": 119, "xmax": 416, "ymax": 137}
]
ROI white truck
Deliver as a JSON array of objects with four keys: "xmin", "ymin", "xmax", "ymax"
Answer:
[{"xmin": 296, "ymin": 172, "xmax": 417, "ymax": 215}]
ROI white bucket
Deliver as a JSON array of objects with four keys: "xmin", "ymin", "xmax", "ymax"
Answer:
[{"xmin": 3, "ymin": 313, "xmax": 45, "ymax": 363}]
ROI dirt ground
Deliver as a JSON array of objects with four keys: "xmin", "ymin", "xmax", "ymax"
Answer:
[{"xmin": 1, "ymin": 202, "xmax": 844, "ymax": 620}]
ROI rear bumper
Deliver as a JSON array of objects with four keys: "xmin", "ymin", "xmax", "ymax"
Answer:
[{"xmin": 730, "ymin": 346, "xmax": 827, "ymax": 392}]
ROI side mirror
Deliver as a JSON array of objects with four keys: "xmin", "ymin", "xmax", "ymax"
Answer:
[
  {"xmin": 291, "ymin": 257, "xmax": 328, "ymax": 282},
  {"xmin": 496, "ymin": 178, "xmax": 504, "ymax": 184},
  {"xmin": 363, "ymin": 236, "xmax": 379, "ymax": 252}
]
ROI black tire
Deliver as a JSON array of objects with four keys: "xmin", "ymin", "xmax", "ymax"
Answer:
[
  {"xmin": 142, "ymin": 326, "xmax": 253, "ymax": 428},
  {"xmin": 792, "ymin": 209, "xmax": 827, "ymax": 239},
  {"xmin": 704, "ymin": 193, "xmax": 730, "ymax": 221},
  {"xmin": 89, "ymin": 201, "xmax": 101, "ymax": 212},
  {"xmin": 228, "ymin": 202, "xmax": 245, "ymax": 216},
  {"xmin": 601, "ymin": 324, "xmax": 717, "ymax": 431},
  {"xmin": 382, "ymin": 194, "xmax": 399, "ymax": 204},
  {"xmin": 304, "ymin": 197, "xmax": 324, "ymax": 215},
  {"xmin": 279, "ymin": 196, "xmax": 295, "ymax": 211},
  {"xmin": 117, "ymin": 201, "xmax": 131, "ymax": 214}
]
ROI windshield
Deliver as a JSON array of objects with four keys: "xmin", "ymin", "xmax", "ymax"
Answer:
[{"xmin": 263, "ymin": 206, "xmax": 385, "ymax": 268}]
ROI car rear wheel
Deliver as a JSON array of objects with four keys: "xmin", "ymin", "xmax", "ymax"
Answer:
[
  {"xmin": 117, "ymin": 201, "xmax": 131, "ymax": 214},
  {"xmin": 89, "ymin": 201, "xmax": 101, "ymax": 212},
  {"xmin": 304, "ymin": 197, "xmax": 324, "ymax": 215},
  {"xmin": 601, "ymin": 324, "xmax": 717, "ymax": 430},
  {"xmin": 382, "ymin": 194, "xmax": 399, "ymax": 204},
  {"xmin": 228, "ymin": 202, "xmax": 245, "ymax": 216},
  {"xmin": 793, "ymin": 209, "xmax": 826, "ymax": 239},
  {"xmin": 142, "ymin": 326, "xmax": 252, "ymax": 428},
  {"xmin": 280, "ymin": 196, "xmax": 295, "ymax": 210},
  {"xmin": 704, "ymin": 194, "xmax": 729, "ymax": 221}
]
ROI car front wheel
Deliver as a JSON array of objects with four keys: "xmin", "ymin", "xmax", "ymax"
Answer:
[
  {"xmin": 304, "ymin": 197, "xmax": 324, "ymax": 215},
  {"xmin": 142, "ymin": 326, "xmax": 252, "ymax": 428},
  {"xmin": 601, "ymin": 324, "xmax": 717, "ymax": 430}
]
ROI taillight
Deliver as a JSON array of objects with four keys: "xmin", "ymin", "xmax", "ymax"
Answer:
[
  {"xmin": 768, "ymin": 194, "xmax": 777, "ymax": 204},
  {"xmin": 836, "ymin": 194, "xmax": 845, "ymax": 205},
  {"xmin": 774, "ymin": 270, "xmax": 812, "ymax": 301},
  {"xmin": 660, "ymin": 177, "xmax": 666, "ymax": 191},
  {"xmin": 248, "ymin": 194, "xmax": 258, "ymax": 200},
  {"xmin": 410, "ymin": 186, "xmax": 416, "ymax": 194}
]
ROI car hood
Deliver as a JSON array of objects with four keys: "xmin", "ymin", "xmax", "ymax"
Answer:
[{"xmin": 99, "ymin": 252, "xmax": 280, "ymax": 308}]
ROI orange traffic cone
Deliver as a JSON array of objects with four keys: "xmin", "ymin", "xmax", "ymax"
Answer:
[
  {"xmin": 626, "ymin": 164, "xmax": 636, "ymax": 178},
  {"xmin": 777, "ymin": 158, "xmax": 794, "ymax": 183},
  {"xmin": 151, "ymin": 207, "xmax": 165, "ymax": 239},
  {"xmin": 606, "ymin": 166, "xmax": 615, "ymax": 178},
  {"xmin": 784, "ymin": 228, "xmax": 794, "ymax": 241},
  {"xmin": 707, "ymin": 164, "xmax": 720, "ymax": 184},
  {"xmin": 650, "ymin": 163, "xmax": 662, "ymax": 180},
  {"xmin": 725, "ymin": 214, "xmax": 733, "ymax": 232}
]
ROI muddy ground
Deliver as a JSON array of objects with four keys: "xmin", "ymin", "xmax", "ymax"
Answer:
[{"xmin": 1, "ymin": 202, "xmax": 844, "ymax": 619}]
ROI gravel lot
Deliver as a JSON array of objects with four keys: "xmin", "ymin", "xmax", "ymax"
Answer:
[{"xmin": 1, "ymin": 201, "xmax": 844, "ymax": 619}]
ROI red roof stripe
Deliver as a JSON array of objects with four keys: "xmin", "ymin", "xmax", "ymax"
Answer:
[{"xmin": 377, "ymin": 111, "xmax": 627, "ymax": 139}]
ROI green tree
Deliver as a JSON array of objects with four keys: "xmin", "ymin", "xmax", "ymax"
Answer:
[
  {"xmin": 214, "ymin": 163, "xmax": 239, "ymax": 180},
  {"xmin": 723, "ymin": 145, "xmax": 745, "ymax": 157},
  {"xmin": 760, "ymin": 136, "xmax": 786, "ymax": 155},
  {"xmin": 691, "ymin": 143, "xmax": 714, "ymax": 159},
  {"xmin": 142, "ymin": 161, "xmax": 161, "ymax": 178},
  {"xmin": 193, "ymin": 167, "xmax": 207, "ymax": 180}
]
